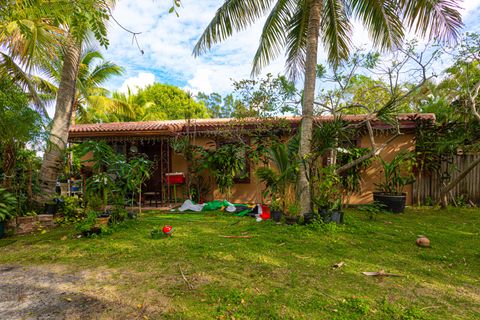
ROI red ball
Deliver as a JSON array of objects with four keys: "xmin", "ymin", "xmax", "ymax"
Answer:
[{"xmin": 163, "ymin": 225, "xmax": 173, "ymax": 235}]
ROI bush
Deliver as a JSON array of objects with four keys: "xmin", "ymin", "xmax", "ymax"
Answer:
[
  {"xmin": 56, "ymin": 196, "xmax": 84, "ymax": 225},
  {"xmin": 0, "ymin": 188, "xmax": 17, "ymax": 222}
]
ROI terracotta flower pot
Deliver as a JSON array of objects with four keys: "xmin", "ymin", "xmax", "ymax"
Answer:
[{"xmin": 95, "ymin": 217, "xmax": 110, "ymax": 227}]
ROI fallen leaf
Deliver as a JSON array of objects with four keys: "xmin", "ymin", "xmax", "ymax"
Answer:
[{"xmin": 333, "ymin": 261, "xmax": 345, "ymax": 268}]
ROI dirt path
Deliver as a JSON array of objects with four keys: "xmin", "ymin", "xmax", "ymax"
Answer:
[{"xmin": 0, "ymin": 265, "xmax": 106, "ymax": 320}]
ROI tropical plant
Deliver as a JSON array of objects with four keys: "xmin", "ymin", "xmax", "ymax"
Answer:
[
  {"xmin": 125, "ymin": 156, "xmax": 152, "ymax": 214},
  {"xmin": 194, "ymin": 0, "xmax": 463, "ymax": 215},
  {"xmin": 286, "ymin": 201, "xmax": 301, "ymax": 217},
  {"xmin": 375, "ymin": 153, "xmax": 415, "ymax": 195},
  {"xmin": 77, "ymin": 141, "xmax": 124, "ymax": 210},
  {"xmin": 0, "ymin": 77, "xmax": 43, "ymax": 189},
  {"xmin": 203, "ymin": 143, "xmax": 247, "ymax": 199},
  {"xmin": 256, "ymin": 143, "xmax": 298, "ymax": 212},
  {"xmin": 337, "ymin": 147, "xmax": 372, "ymax": 194},
  {"xmin": 0, "ymin": 188, "xmax": 17, "ymax": 222},
  {"xmin": 312, "ymin": 165, "xmax": 342, "ymax": 210},
  {"xmin": 0, "ymin": 0, "xmax": 117, "ymax": 202},
  {"xmin": 57, "ymin": 48, "xmax": 124, "ymax": 124}
]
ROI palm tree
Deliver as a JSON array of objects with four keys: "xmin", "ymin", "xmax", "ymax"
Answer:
[
  {"xmin": 53, "ymin": 48, "xmax": 124, "ymax": 124},
  {"xmin": 77, "ymin": 88, "xmax": 159, "ymax": 123},
  {"xmin": 194, "ymin": 0, "xmax": 463, "ymax": 214},
  {"xmin": 1, "ymin": 0, "xmax": 115, "ymax": 202}
]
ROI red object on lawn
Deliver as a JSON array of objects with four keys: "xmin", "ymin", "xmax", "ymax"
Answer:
[
  {"xmin": 260, "ymin": 205, "xmax": 271, "ymax": 220},
  {"xmin": 163, "ymin": 225, "xmax": 174, "ymax": 236}
]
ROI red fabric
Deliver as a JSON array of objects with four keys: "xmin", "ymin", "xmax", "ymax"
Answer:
[{"xmin": 260, "ymin": 205, "xmax": 271, "ymax": 220}]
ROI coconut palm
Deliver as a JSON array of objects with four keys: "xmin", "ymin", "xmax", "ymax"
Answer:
[
  {"xmin": 77, "ymin": 88, "xmax": 160, "ymax": 123},
  {"xmin": 1, "ymin": 0, "xmax": 115, "ymax": 202},
  {"xmin": 50, "ymin": 48, "xmax": 124, "ymax": 124},
  {"xmin": 194, "ymin": 0, "xmax": 463, "ymax": 214}
]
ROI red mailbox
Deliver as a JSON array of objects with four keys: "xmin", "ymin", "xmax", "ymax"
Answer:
[{"xmin": 165, "ymin": 172, "xmax": 185, "ymax": 185}]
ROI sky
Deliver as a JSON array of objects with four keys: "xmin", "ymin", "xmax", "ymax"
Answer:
[{"xmin": 101, "ymin": 0, "xmax": 480, "ymax": 97}]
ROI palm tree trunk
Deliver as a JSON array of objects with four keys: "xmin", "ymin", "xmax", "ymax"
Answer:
[
  {"xmin": 297, "ymin": 0, "xmax": 322, "ymax": 215},
  {"xmin": 38, "ymin": 39, "xmax": 81, "ymax": 203}
]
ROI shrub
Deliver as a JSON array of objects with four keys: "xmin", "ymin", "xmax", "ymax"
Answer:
[{"xmin": 0, "ymin": 188, "xmax": 17, "ymax": 222}]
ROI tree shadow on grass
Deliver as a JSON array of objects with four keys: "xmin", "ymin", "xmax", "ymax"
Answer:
[{"xmin": 0, "ymin": 265, "xmax": 107, "ymax": 320}]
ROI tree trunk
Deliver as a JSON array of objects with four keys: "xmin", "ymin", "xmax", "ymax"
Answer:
[
  {"xmin": 37, "ymin": 39, "xmax": 81, "ymax": 203},
  {"xmin": 439, "ymin": 156, "xmax": 480, "ymax": 208},
  {"xmin": 2, "ymin": 140, "xmax": 15, "ymax": 190},
  {"xmin": 297, "ymin": 0, "xmax": 322, "ymax": 215}
]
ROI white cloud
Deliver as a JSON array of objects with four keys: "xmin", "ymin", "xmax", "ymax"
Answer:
[
  {"xmin": 460, "ymin": 0, "xmax": 480, "ymax": 16},
  {"xmin": 184, "ymin": 68, "xmax": 212, "ymax": 94},
  {"xmin": 102, "ymin": 0, "xmax": 480, "ymax": 96},
  {"xmin": 119, "ymin": 72, "xmax": 155, "ymax": 94}
]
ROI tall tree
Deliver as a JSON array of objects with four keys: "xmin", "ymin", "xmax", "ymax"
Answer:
[
  {"xmin": 194, "ymin": 0, "xmax": 462, "ymax": 214},
  {"xmin": 1, "ymin": 0, "xmax": 114, "ymax": 202},
  {"xmin": 72, "ymin": 49, "xmax": 123, "ymax": 124},
  {"xmin": 0, "ymin": 77, "xmax": 43, "ymax": 189}
]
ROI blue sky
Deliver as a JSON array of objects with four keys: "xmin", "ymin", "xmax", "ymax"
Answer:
[{"xmin": 101, "ymin": 0, "xmax": 480, "ymax": 96}]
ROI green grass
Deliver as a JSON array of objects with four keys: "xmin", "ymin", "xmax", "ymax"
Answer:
[{"xmin": 1, "ymin": 208, "xmax": 479, "ymax": 319}]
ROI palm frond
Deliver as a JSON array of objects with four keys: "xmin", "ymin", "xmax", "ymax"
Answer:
[
  {"xmin": 0, "ymin": 52, "xmax": 49, "ymax": 117},
  {"xmin": 350, "ymin": 0, "xmax": 404, "ymax": 51},
  {"xmin": 320, "ymin": 0, "xmax": 353, "ymax": 66},
  {"xmin": 251, "ymin": 0, "xmax": 297, "ymax": 76},
  {"xmin": 284, "ymin": 0, "xmax": 309, "ymax": 80},
  {"xmin": 193, "ymin": 0, "xmax": 275, "ymax": 56},
  {"xmin": 398, "ymin": 0, "xmax": 463, "ymax": 43}
]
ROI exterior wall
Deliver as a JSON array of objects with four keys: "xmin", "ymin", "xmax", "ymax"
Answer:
[
  {"xmin": 170, "ymin": 133, "xmax": 416, "ymax": 205},
  {"xmin": 171, "ymin": 137, "xmax": 263, "ymax": 203},
  {"xmin": 351, "ymin": 133, "xmax": 415, "ymax": 205}
]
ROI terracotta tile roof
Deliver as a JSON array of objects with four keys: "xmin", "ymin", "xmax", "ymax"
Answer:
[{"xmin": 69, "ymin": 113, "xmax": 435, "ymax": 140}]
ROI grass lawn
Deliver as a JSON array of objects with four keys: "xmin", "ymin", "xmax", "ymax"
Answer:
[{"xmin": 0, "ymin": 207, "xmax": 479, "ymax": 319}]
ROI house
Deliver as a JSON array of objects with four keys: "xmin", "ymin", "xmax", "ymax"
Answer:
[{"xmin": 68, "ymin": 113, "xmax": 435, "ymax": 206}]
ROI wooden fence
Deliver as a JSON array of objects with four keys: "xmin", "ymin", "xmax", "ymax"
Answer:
[{"xmin": 413, "ymin": 154, "xmax": 480, "ymax": 205}]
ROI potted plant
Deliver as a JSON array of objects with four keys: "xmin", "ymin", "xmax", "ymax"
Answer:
[
  {"xmin": 0, "ymin": 188, "xmax": 17, "ymax": 238},
  {"xmin": 75, "ymin": 211, "xmax": 105, "ymax": 236},
  {"xmin": 312, "ymin": 166, "xmax": 344, "ymax": 224},
  {"xmin": 270, "ymin": 199, "xmax": 283, "ymax": 223},
  {"xmin": 256, "ymin": 143, "xmax": 297, "ymax": 221},
  {"xmin": 374, "ymin": 153, "xmax": 415, "ymax": 213},
  {"xmin": 285, "ymin": 201, "xmax": 301, "ymax": 225}
]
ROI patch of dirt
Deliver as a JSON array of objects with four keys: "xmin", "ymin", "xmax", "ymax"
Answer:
[
  {"xmin": 0, "ymin": 265, "xmax": 107, "ymax": 320},
  {"xmin": 0, "ymin": 264, "xmax": 180, "ymax": 319}
]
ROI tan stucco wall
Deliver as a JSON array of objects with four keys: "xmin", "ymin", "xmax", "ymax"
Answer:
[
  {"xmin": 171, "ymin": 132, "xmax": 416, "ymax": 205},
  {"xmin": 170, "ymin": 137, "xmax": 264, "ymax": 203},
  {"xmin": 79, "ymin": 132, "xmax": 415, "ymax": 205},
  {"xmin": 349, "ymin": 133, "xmax": 415, "ymax": 205}
]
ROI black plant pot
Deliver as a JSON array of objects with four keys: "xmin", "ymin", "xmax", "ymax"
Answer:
[
  {"xmin": 0, "ymin": 222, "xmax": 5, "ymax": 239},
  {"xmin": 373, "ymin": 192, "xmax": 406, "ymax": 213},
  {"xmin": 303, "ymin": 212, "xmax": 320, "ymax": 224},
  {"xmin": 45, "ymin": 203, "xmax": 57, "ymax": 215},
  {"xmin": 285, "ymin": 216, "xmax": 299, "ymax": 225},
  {"xmin": 318, "ymin": 208, "xmax": 344, "ymax": 224},
  {"xmin": 271, "ymin": 211, "xmax": 282, "ymax": 223}
]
